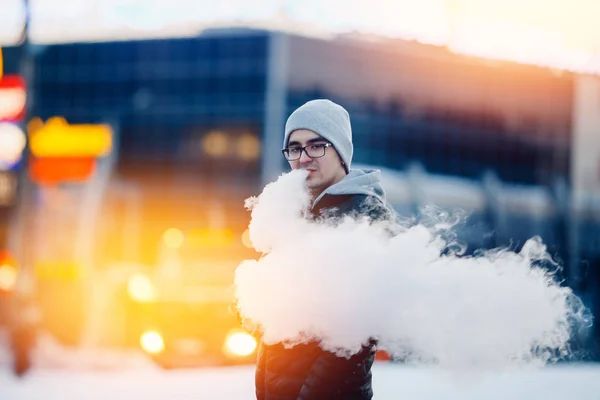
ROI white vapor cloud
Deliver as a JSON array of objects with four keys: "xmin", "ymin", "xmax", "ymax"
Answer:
[{"xmin": 234, "ymin": 169, "xmax": 587, "ymax": 372}]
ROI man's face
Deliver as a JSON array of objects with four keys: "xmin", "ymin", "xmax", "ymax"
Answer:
[{"xmin": 286, "ymin": 129, "xmax": 347, "ymax": 195}]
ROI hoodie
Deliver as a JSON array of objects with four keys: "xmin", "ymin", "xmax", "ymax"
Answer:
[
  {"xmin": 312, "ymin": 169, "xmax": 386, "ymax": 208},
  {"xmin": 311, "ymin": 168, "xmax": 390, "ymax": 219}
]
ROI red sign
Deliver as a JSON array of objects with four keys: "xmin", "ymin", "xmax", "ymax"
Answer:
[
  {"xmin": 0, "ymin": 75, "xmax": 26, "ymax": 122},
  {"xmin": 29, "ymin": 157, "xmax": 96, "ymax": 185}
]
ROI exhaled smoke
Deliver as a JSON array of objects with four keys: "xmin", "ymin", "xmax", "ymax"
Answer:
[{"xmin": 234, "ymin": 170, "xmax": 589, "ymax": 372}]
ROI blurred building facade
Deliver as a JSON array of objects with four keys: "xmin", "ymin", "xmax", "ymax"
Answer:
[{"xmin": 1, "ymin": 28, "xmax": 599, "ymax": 354}]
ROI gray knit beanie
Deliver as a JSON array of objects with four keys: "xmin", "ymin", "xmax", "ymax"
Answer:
[{"xmin": 283, "ymin": 99, "xmax": 353, "ymax": 172}]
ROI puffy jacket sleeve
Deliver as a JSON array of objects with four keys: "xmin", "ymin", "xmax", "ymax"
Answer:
[
  {"xmin": 297, "ymin": 350, "xmax": 341, "ymax": 400},
  {"xmin": 297, "ymin": 341, "xmax": 376, "ymax": 400},
  {"xmin": 255, "ymin": 340, "xmax": 267, "ymax": 400}
]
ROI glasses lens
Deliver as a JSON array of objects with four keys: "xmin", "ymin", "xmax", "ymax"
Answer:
[
  {"xmin": 306, "ymin": 144, "xmax": 326, "ymax": 158},
  {"xmin": 285, "ymin": 147, "xmax": 302, "ymax": 160}
]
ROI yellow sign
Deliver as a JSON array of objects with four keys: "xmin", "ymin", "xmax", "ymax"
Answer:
[
  {"xmin": 29, "ymin": 117, "xmax": 112, "ymax": 157},
  {"xmin": 188, "ymin": 228, "xmax": 235, "ymax": 248},
  {"xmin": 35, "ymin": 261, "xmax": 80, "ymax": 280}
]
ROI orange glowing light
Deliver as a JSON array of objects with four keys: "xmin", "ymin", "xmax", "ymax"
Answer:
[
  {"xmin": 202, "ymin": 131, "xmax": 229, "ymax": 158},
  {"xmin": 235, "ymin": 133, "xmax": 261, "ymax": 161},
  {"xmin": 127, "ymin": 273, "xmax": 157, "ymax": 303},
  {"xmin": 140, "ymin": 331, "xmax": 165, "ymax": 355},
  {"xmin": 0, "ymin": 251, "xmax": 17, "ymax": 291},
  {"xmin": 241, "ymin": 229, "xmax": 253, "ymax": 249},
  {"xmin": 0, "ymin": 263, "xmax": 18, "ymax": 291},
  {"xmin": 163, "ymin": 228, "xmax": 185, "ymax": 249},
  {"xmin": 224, "ymin": 329, "xmax": 257, "ymax": 357}
]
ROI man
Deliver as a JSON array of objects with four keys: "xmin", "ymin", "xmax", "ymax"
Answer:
[{"xmin": 255, "ymin": 99, "xmax": 393, "ymax": 400}]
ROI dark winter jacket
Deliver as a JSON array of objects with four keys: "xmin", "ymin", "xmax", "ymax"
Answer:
[{"xmin": 255, "ymin": 169, "xmax": 393, "ymax": 400}]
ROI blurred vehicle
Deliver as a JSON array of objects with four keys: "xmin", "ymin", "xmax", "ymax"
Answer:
[{"xmin": 122, "ymin": 226, "xmax": 259, "ymax": 368}]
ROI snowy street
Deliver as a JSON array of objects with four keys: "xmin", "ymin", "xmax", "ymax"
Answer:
[{"xmin": 2, "ymin": 361, "xmax": 600, "ymax": 399}]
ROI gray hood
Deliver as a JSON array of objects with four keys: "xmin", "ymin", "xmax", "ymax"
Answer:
[{"xmin": 312, "ymin": 168, "xmax": 387, "ymax": 210}]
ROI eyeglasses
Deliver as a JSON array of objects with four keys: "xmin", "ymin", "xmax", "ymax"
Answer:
[{"xmin": 282, "ymin": 143, "xmax": 333, "ymax": 161}]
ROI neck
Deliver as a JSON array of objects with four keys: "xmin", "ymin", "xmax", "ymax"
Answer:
[
  {"xmin": 310, "ymin": 188, "xmax": 324, "ymax": 204},
  {"xmin": 310, "ymin": 172, "xmax": 347, "ymax": 204}
]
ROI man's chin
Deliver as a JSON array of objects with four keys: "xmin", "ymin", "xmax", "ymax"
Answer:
[{"xmin": 305, "ymin": 175, "xmax": 321, "ymax": 189}]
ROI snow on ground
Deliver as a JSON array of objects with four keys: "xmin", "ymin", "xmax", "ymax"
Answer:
[
  {"xmin": 2, "ymin": 362, "xmax": 600, "ymax": 399},
  {"xmin": 1, "ymin": 331, "xmax": 599, "ymax": 399}
]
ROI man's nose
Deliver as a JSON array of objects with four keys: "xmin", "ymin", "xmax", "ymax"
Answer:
[{"xmin": 298, "ymin": 149, "xmax": 313, "ymax": 164}]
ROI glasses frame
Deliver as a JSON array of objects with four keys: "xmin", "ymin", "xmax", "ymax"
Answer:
[{"xmin": 282, "ymin": 142, "xmax": 333, "ymax": 161}]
